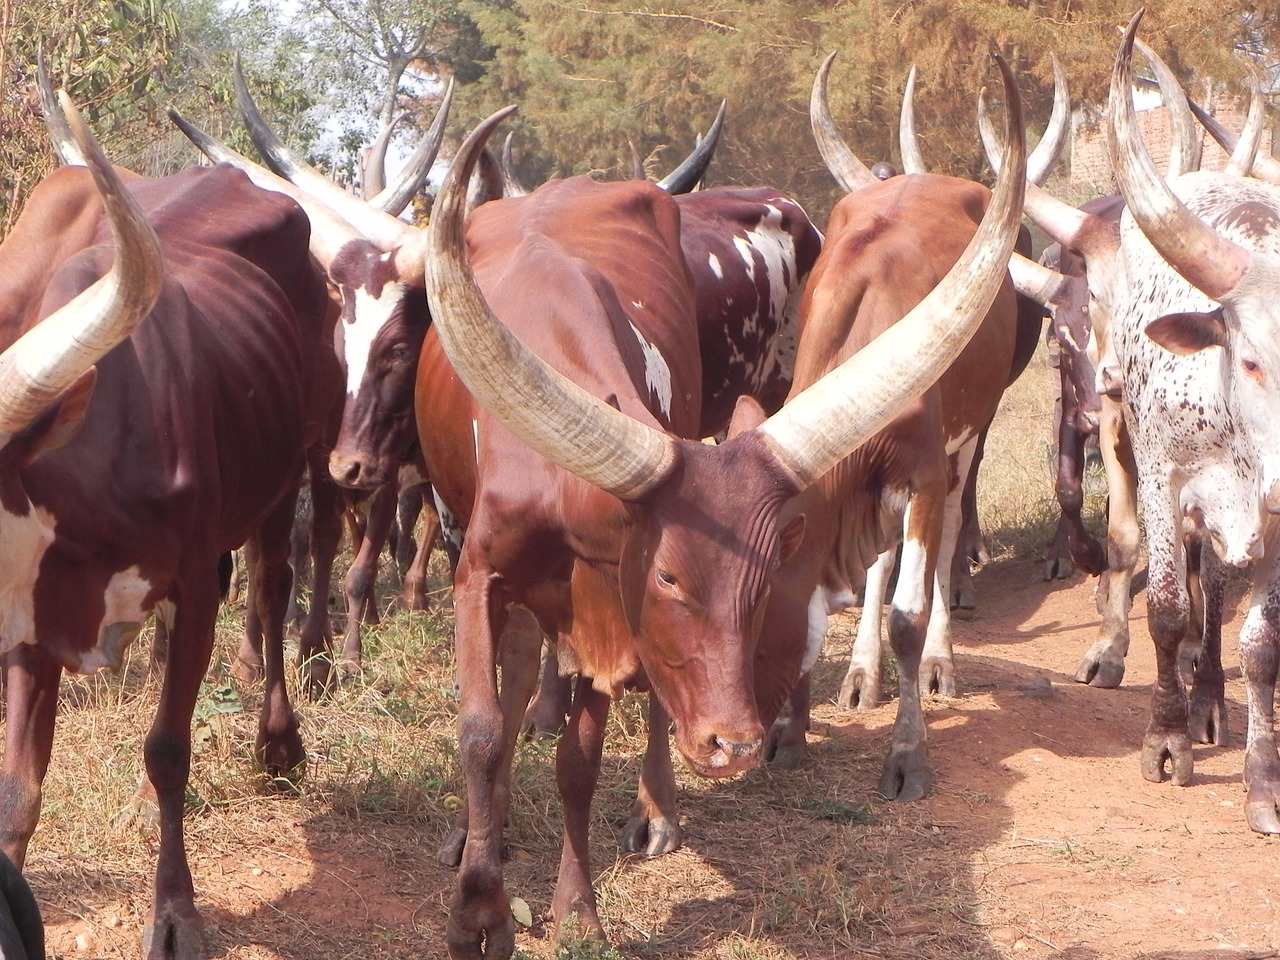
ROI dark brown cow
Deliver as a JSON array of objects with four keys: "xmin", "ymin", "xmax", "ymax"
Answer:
[
  {"xmin": 0, "ymin": 94, "xmax": 331, "ymax": 959},
  {"xmin": 416, "ymin": 58, "xmax": 1024, "ymax": 955}
]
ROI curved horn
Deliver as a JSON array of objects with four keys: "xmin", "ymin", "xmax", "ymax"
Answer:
[
  {"xmin": 1008, "ymin": 250, "xmax": 1072, "ymax": 308},
  {"xmin": 656, "ymin": 99, "xmax": 726, "ymax": 194},
  {"xmin": 1108, "ymin": 11, "xmax": 1250, "ymax": 302},
  {"xmin": 811, "ymin": 51, "xmax": 878, "ymax": 193},
  {"xmin": 360, "ymin": 110, "xmax": 408, "ymax": 198},
  {"xmin": 0, "ymin": 92, "xmax": 163, "ymax": 432},
  {"xmin": 425, "ymin": 107, "xmax": 677, "ymax": 501},
  {"xmin": 1131, "ymin": 35, "xmax": 1201, "ymax": 177},
  {"xmin": 1157, "ymin": 77, "xmax": 1280, "ymax": 185},
  {"xmin": 37, "ymin": 52, "xmax": 85, "ymax": 166},
  {"xmin": 367, "ymin": 77, "xmax": 454, "ymax": 216},
  {"xmin": 168, "ymin": 108, "xmax": 365, "ymax": 269},
  {"xmin": 977, "ymin": 53, "xmax": 1068, "ymax": 186},
  {"xmin": 759, "ymin": 52, "xmax": 1028, "ymax": 488},
  {"xmin": 899, "ymin": 65, "xmax": 927, "ymax": 174},
  {"xmin": 500, "ymin": 132, "xmax": 531, "ymax": 197},
  {"xmin": 1224, "ymin": 69, "xmax": 1265, "ymax": 178}
]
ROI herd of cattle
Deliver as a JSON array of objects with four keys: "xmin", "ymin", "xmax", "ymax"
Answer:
[{"xmin": 2, "ymin": 9, "xmax": 1280, "ymax": 959}]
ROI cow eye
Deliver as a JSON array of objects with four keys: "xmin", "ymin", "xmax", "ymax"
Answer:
[
  {"xmin": 1242, "ymin": 357, "xmax": 1262, "ymax": 379},
  {"xmin": 391, "ymin": 344, "xmax": 413, "ymax": 363},
  {"xmin": 656, "ymin": 569, "xmax": 677, "ymax": 588}
]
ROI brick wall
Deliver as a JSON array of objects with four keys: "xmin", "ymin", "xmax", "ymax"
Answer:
[{"xmin": 1069, "ymin": 93, "xmax": 1272, "ymax": 191}]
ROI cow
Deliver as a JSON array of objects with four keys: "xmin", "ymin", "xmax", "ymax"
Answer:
[
  {"xmin": 0, "ymin": 850, "xmax": 42, "ymax": 960},
  {"xmin": 796, "ymin": 53, "xmax": 1036, "ymax": 715},
  {"xmin": 1096, "ymin": 15, "xmax": 1280, "ymax": 833},
  {"xmin": 415, "ymin": 54, "xmax": 1024, "ymax": 955},
  {"xmin": 0, "ymin": 89, "xmax": 335, "ymax": 959}
]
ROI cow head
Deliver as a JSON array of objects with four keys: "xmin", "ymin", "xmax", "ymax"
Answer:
[
  {"xmin": 1108, "ymin": 12, "xmax": 1280, "ymax": 547},
  {"xmin": 425, "ymin": 53, "xmax": 1026, "ymax": 778}
]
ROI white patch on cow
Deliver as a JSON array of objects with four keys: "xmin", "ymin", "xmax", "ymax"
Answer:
[
  {"xmin": 628, "ymin": 322, "xmax": 673, "ymax": 418},
  {"xmin": 75, "ymin": 566, "xmax": 158, "ymax": 673},
  {"xmin": 801, "ymin": 587, "xmax": 830, "ymax": 675},
  {"xmin": 343, "ymin": 272, "xmax": 408, "ymax": 398},
  {"xmin": 632, "ymin": 301, "xmax": 644, "ymax": 310},
  {"xmin": 0, "ymin": 500, "xmax": 57, "ymax": 657},
  {"xmin": 472, "ymin": 419, "xmax": 480, "ymax": 464},
  {"xmin": 707, "ymin": 253, "xmax": 724, "ymax": 280},
  {"xmin": 892, "ymin": 504, "xmax": 930, "ymax": 618},
  {"xmin": 397, "ymin": 461, "xmax": 427, "ymax": 487},
  {"xmin": 432, "ymin": 488, "xmax": 465, "ymax": 553},
  {"xmin": 733, "ymin": 205, "xmax": 796, "ymax": 330}
]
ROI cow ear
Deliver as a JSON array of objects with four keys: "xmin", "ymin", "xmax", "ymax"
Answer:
[
  {"xmin": 726, "ymin": 394, "xmax": 767, "ymax": 438},
  {"xmin": 1145, "ymin": 309, "xmax": 1228, "ymax": 355},
  {"xmin": 18, "ymin": 368, "xmax": 97, "ymax": 466},
  {"xmin": 779, "ymin": 513, "xmax": 806, "ymax": 562}
]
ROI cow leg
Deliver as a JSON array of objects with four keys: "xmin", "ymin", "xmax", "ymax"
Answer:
[
  {"xmin": 1186, "ymin": 536, "xmax": 1228, "ymax": 746},
  {"xmin": 880, "ymin": 495, "xmax": 941, "ymax": 802},
  {"xmin": 522, "ymin": 642, "xmax": 571, "ymax": 739},
  {"xmin": 621, "ymin": 695, "xmax": 682, "ymax": 856},
  {"xmin": 231, "ymin": 538, "xmax": 264, "ymax": 683},
  {"xmin": 284, "ymin": 483, "xmax": 312, "ymax": 635},
  {"xmin": 838, "ymin": 545, "xmax": 896, "ymax": 710},
  {"xmin": 1047, "ymin": 373, "xmax": 1105, "ymax": 580},
  {"xmin": 950, "ymin": 431, "xmax": 987, "ymax": 611},
  {"xmin": 297, "ymin": 462, "xmax": 344, "ymax": 695},
  {"xmin": 550, "ymin": 677, "xmax": 610, "ymax": 941},
  {"xmin": 340, "ymin": 482, "xmax": 397, "ymax": 675},
  {"xmin": 1076, "ymin": 397, "xmax": 1138, "ymax": 687},
  {"xmin": 1139, "ymin": 486, "xmax": 1194, "ymax": 788},
  {"xmin": 1239, "ymin": 563, "xmax": 1280, "ymax": 835},
  {"xmin": 249, "ymin": 498, "xmax": 306, "ymax": 779},
  {"xmin": 0, "ymin": 645, "xmax": 63, "ymax": 869},
  {"xmin": 140, "ymin": 571, "xmax": 220, "ymax": 960},
  {"xmin": 923, "ymin": 443, "xmax": 979, "ymax": 698},
  {"xmin": 401, "ymin": 490, "xmax": 442, "ymax": 612},
  {"xmin": 443, "ymin": 564, "xmax": 524, "ymax": 960},
  {"xmin": 764, "ymin": 672, "xmax": 811, "ymax": 770}
]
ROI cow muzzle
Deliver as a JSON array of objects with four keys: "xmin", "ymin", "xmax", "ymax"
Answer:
[
  {"xmin": 328, "ymin": 450, "xmax": 387, "ymax": 490},
  {"xmin": 678, "ymin": 724, "xmax": 764, "ymax": 779}
]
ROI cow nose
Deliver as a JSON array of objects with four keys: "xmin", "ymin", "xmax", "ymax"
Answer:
[
  {"xmin": 1098, "ymin": 365, "xmax": 1123, "ymax": 400},
  {"xmin": 329, "ymin": 452, "xmax": 378, "ymax": 490},
  {"xmin": 701, "ymin": 732, "xmax": 763, "ymax": 777},
  {"xmin": 1266, "ymin": 479, "xmax": 1280, "ymax": 515}
]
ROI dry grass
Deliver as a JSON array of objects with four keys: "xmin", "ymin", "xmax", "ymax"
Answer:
[{"xmin": 13, "ymin": 336, "xmax": 1112, "ymax": 960}]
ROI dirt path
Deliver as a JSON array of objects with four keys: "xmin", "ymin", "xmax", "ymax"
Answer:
[{"xmin": 34, "ymin": 557, "xmax": 1280, "ymax": 960}]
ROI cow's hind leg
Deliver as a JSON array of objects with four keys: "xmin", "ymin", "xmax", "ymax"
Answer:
[
  {"xmin": 838, "ymin": 545, "xmax": 896, "ymax": 710},
  {"xmin": 0, "ymin": 646, "xmax": 63, "ymax": 869},
  {"xmin": 1239, "ymin": 563, "xmax": 1280, "ymax": 834},
  {"xmin": 141, "ymin": 569, "xmax": 220, "ymax": 960}
]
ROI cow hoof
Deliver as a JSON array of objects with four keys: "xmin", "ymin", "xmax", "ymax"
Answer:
[
  {"xmin": 142, "ymin": 902, "xmax": 205, "ymax": 960},
  {"xmin": 1075, "ymin": 656, "xmax": 1124, "ymax": 688},
  {"xmin": 1141, "ymin": 730, "xmax": 1194, "ymax": 786},
  {"xmin": 837, "ymin": 671, "xmax": 881, "ymax": 711},
  {"xmin": 256, "ymin": 727, "xmax": 305, "ymax": 784},
  {"xmin": 445, "ymin": 900, "xmax": 516, "ymax": 960},
  {"xmin": 878, "ymin": 745, "xmax": 931, "ymax": 802},
  {"xmin": 229, "ymin": 651, "xmax": 263, "ymax": 685},
  {"xmin": 620, "ymin": 815, "xmax": 682, "ymax": 857},
  {"xmin": 921, "ymin": 659, "xmax": 955, "ymax": 698},
  {"xmin": 1245, "ymin": 797, "xmax": 1280, "ymax": 835},
  {"xmin": 1187, "ymin": 695, "xmax": 1228, "ymax": 746},
  {"xmin": 437, "ymin": 827, "xmax": 467, "ymax": 868}
]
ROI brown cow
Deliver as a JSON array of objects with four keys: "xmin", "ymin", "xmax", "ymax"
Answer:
[
  {"xmin": 417, "ymin": 55, "xmax": 1024, "ymax": 956},
  {"xmin": 0, "ymin": 92, "xmax": 332, "ymax": 959}
]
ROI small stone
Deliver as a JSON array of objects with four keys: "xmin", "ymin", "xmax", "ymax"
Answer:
[
  {"xmin": 1016, "ymin": 676, "xmax": 1055, "ymax": 699},
  {"xmin": 251, "ymin": 867, "xmax": 264, "ymax": 877},
  {"xmin": 75, "ymin": 933, "xmax": 92, "ymax": 951}
]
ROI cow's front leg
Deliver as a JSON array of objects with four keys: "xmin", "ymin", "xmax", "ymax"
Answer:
[
  {"xmin": 1139, "ymin": 493, "xmax": 1193, "ymax": 787},
  {"xmin": 1186, "ymin": 537, "xmax": 1228, "ymax": 746},
  {"xmin": 764, "ymin": 673, "xmax": 811, "ymax": 770},
  {"xmin": 839, "ymin": 545, "xmax": 895, "ymax": 710},
  {"xmin": 445, "ymin": 567, "xmax": 530, "ymax": 960},
  {"xmin": 550, "ymin": 677, "xmax": 611, "ymax": 941},
  {"xmin": 0, "ymin": 645, "xmax": 63, "ymax": 868},
  {"xmin": 340, "ymin": 482, "xmax": 398, "ymax": 677},
  {"xmin": 622, "ymin": 695, "xmax": 682, "ymax": 856},
  {"xmin": 880, "ymin": 497, "xmax": 939, "ymax": 801},
  {"xmin": 1239, "ymin": 569, "xmax": 1280, "ymax": 835},
  {"xmin": 141, "ymin": 571, "xmax": 219, "ymax": 960}
]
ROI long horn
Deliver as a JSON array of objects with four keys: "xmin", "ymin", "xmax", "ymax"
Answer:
[
  {"xmin": 37, "ymin": 52, "xmax": 86, "ymax": 166},
  {"xmin": 360, "ymin": 110, "xmax": 408, "ymax": 198},
  {"xmin": 425, "ymin": 107, "xmax": 677, "ymax": 501},
  {"xmin": 1223, "ymin": 70, "xmax": 1265, "ymax": 178},
  {"xmin": 977, "ymin": 53, "xmax": 1068, "ymax": 186},
  {"xmin": 1131, "ymin": 35, "xmax": 1201, "ymax": 177},
  {"xmin": 811, "ymin": 52, "xmax": 878, "ymax": 193},
  {"xmin": 168, "ymin": 108, "xmax": 365, "ymax": 270},
  {"xmin": 1108, "ymin": 11, "xmax": 1249, "ymax": 302},
  {"xmin": 656, "ymin": 100, "xmax": 726, "ymax": 194},
  {"xmin": 1143, "ymin": 75, "xmax": 1280, "ymax": 184},
  {"xmin": 978, "ymin": 84, "xmax": 1119, "ymax": 268},
  {"xmin": 366, "ymin": 77, "xmax": 454, "ymax": 216},
  {"xmin": 758, "ymin": 52, "xmax": 1028, "ymax": 489},
  {"xmin": 500, "ymin": 132, "xmax": 531, "ymax": 197},
  {"xmin": 233, "ymin": 54, "xmax": 422, "ymax": 260},
  {"xmin": 0, "ymin": 92, "xmax": 163, "ymax": 432},
  {"xmin": 1008, "ymin": 250, "xmax": 1073, "ymax": 308},
  {"xmin": 899, "ymin": 65, "xmax": 927, "ymax": 174}
]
